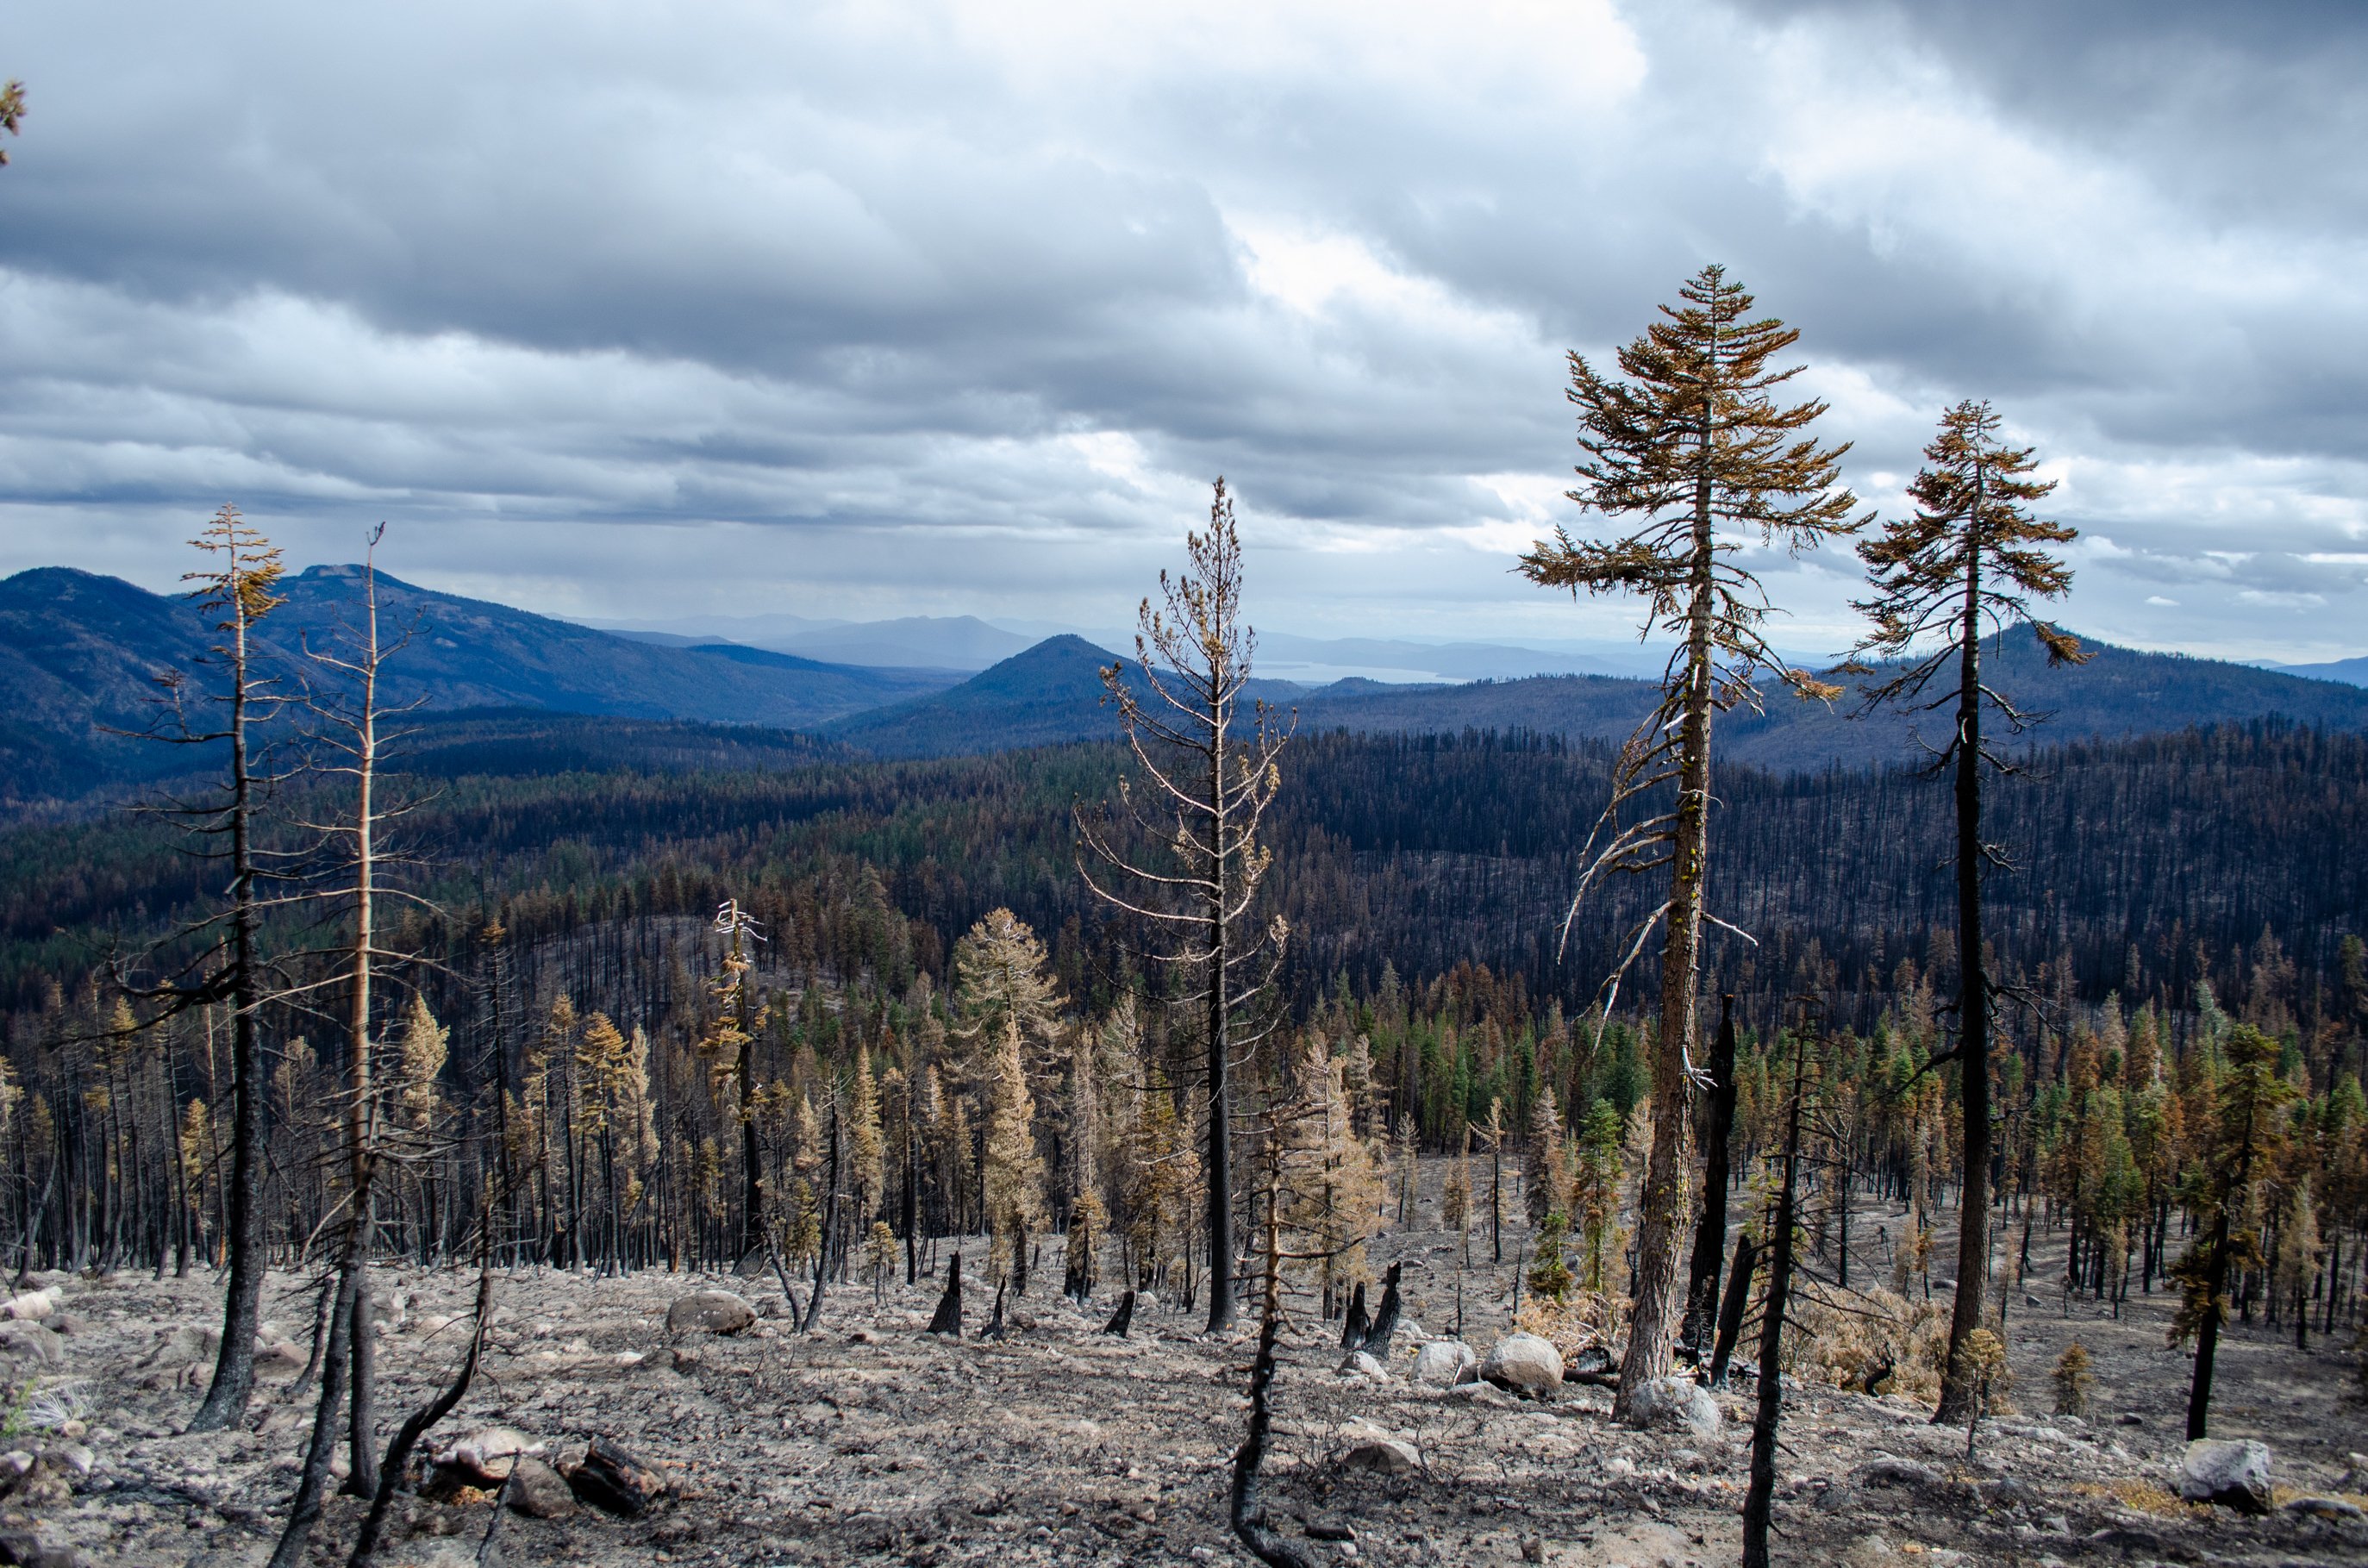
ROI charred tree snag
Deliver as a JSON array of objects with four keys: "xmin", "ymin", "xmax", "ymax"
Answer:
[
  {"xmin": 1338, "ymin": 1281, "xmax": 1368, "ymax": 1349},
  {"xmin": 1102, "ymin": 1290, "xmax": 1135, "ymax": 1338},
  {"xmin": 1708, "ymin": 1234, "xmax": 1758, "ymax": 1388},
  {"xmin": 927, "ymin": 1252, "xmax": 963, "ymax": 1337},
  {"xmin": 1359, "ymin": 1262, "xmax": 1403, "ymax": 1358},
  {"xmin": 349, "ymin": 1239, "xmax": 495, "ymax": 1564},
  {"xmin": 1742, "ymin": 1029, "xmax": 1809, "ymax": 1568},
  {"xmin": 1682, "ymin": 996, "xmax": 1740, "ymax": 1359},
  {"xmin": 1231, "ymin": 1171, "xmax": 1317, "ymax": 1568}
]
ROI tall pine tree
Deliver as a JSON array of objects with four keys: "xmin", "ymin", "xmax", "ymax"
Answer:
[
  {"xmin": 1850, "ymin": 398, "xmax": 2084, "ymax": 1421},
  {"xmin": 1520, "ymin": 266, "xmax": 1862, "ymax": 1415}
]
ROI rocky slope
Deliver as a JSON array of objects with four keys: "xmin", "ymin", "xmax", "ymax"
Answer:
[{"xmin": 5, "ymin": 1205, "xmax": 2365, "ymax": 1567}]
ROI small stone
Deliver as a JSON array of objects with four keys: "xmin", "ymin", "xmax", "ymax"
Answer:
[
  {"xmin": 2115, "ymin": 1412, "xmax": 2146, "ymax": 1427},
  {"xmin": 2038, "ymin": 1514, "xmax": 2070, "ymax": 1534},
  {"xmin": 2178, "ymin": 1437, "xmax": 2271, "ymax": 1515},
  {"xmin": 506, "ymin": 1457, "xmax": 578, "ymax": 1518},
  {"xmin": 38, "ymin": 1445, "xmax": 90, "ymax": 1478},
  {"xmin": 1341, "ymin": 1439, "xmax": 1421, "ymax": 1475},
  {"xmin": 2283, "ymin": 1495, "xmax": 2365, "ymax": 1521},
  {"xmin": 0, "ymin": 1533, "xmax": 77, "ymax": 1567},
  {"xmin": 665, "ymin": 1290, "xmax": 756, "ymax": 1336},
  {"xmin": 1478, "ymin": 1332, "xmax": 1563, "ymax": 1398}
]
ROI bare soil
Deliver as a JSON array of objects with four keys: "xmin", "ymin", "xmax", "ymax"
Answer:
[{"xmin": 14, "ymin": 1173, "xmax": 2368, "ymax": 1568}]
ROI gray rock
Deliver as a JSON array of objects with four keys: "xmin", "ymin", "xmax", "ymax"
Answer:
[
  {"xmin": 0, "ymin": 1326, "xmax": 62, "ymax": 1370},
  {"xmin": 0, "ymin": 1531, "xmax": 78, "ymax": 1567},
  {"xmin": 2283, "ymin": 1495, "xmax": 2365, "ymax": 1521},
  {"xmin": 1854, "ymin": 1459, "xmax": 1940, "ymax": 1490},
  {"xmin": 665, "ymin": 1290, "xmax": 755, "ymax": 1336},
  {"xmin": 1478, "ymin": 1332, "xmax": 1563, "ymax": 1398},
  {"xmin": 1340, "ymin": 1439, "xmax": 1421, "ymax": 1476},
  {"xmin": 1982, "ymin": 1476, "xmax": 2044, "ymax": 1508},
  {"xmin": 253, "ymin": 1340, "xmax": 306, "ymax": 1380},
  {"xmin": 1628, "ymin": 1375, "xmax": 1721, "ymax": 1439},
  {"xmin": 1410, "ymin": 1340, "xmax": 1475, "ymax": 1387},
  {"xmin": 1571, "ymin": 1345, "xmax": 1613, "ymax": 1375},
  {"xmin": 1337, "ymin": 1351, "xmax": 1389, "ymax": 1381},
  {"xmin": 1815, "ymin": 1484, "xmax": 1859, "ymax": 1514},
  {"xmin": 506, "ymin": 1457, "xmax": 578, "ymax": 1518},
  {"xmin": 134, "ymin": 1323, "xmax": 217, "ymax": 1368},
  {"xmin": 2178, "ymin": 1437, "xmax": 2271, "ymax": 1515}
]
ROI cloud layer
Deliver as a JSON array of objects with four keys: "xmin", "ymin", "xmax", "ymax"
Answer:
[{"xmin": 3, "ymin": 0, "xmax": 2363, "ymax": 659}]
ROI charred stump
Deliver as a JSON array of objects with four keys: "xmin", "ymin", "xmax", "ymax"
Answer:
[
  {"xmin": 927, "ymin": 1252, "xmax": 963, "ymax": 1337},
  {"xmin": 1358, "ymin": 1263, "xmax": 1403, "ymax": 1358},
  {"xmin": 1337, "ymin": 1282, "xmax": 1368, "ymax": 1349},
  {"xmin": 1102, "ymin": 1290, "xmax": 1135, "ymax": 1338}
]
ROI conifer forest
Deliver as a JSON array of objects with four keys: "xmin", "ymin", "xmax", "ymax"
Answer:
[{"xmin": 2, "ymin": 272, "xmax": 2364, "ymax": 1568}]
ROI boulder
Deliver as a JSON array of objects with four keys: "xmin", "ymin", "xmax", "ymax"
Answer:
[
  {"xmin": 0, "ymin": 1292, "xmax": 56, "ymax": 1322},
  {"xmin": 1411, "ymin": 1340, "xmax": 1477, "ymax": 1387},
  {"xmin": 505, "ymin": 1458, "xmax": 578, "ymax": 1518},
  {"xmin": 0, "ymin": 1327, "xmax": 61, "ymax": 1370},
  {"xmin": 2179, "ymin": 1438, "xmax": 2271, "ymax": 1515},
  {"xmin": 1478, "ymin": 1332, "xmax": 1564, "ymax": 1398},
  {"xmin": 1628, "ymin": 1375, "xmax": 1721, "ymax": 1440},
  {"xmin": 135, "ymin": 1324, "xmax": 218, "ymax": 1369},
  {"xmin": 253, "ymin": 1340, "xmax": 307, "ymax": 1380},
  {"xmin": 1340, "ymin": 1439, "xmax": 1421, "ymax": 1476},
  {"xmin": 1337, "ymin": 1351, "xmax": 1390, "ymax": 1382},
  {"xmin": 433, "ymin": 1427, "xmax": 542, "ymax": 1485},
  {"xmin": 665, "ymin": 1291, "xmax": 755, "ymax": 1336}
]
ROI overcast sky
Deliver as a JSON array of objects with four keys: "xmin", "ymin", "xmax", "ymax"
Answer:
[{"xmin": 3, "ymin": 0, "xmax": 2364, "ymax": 662}]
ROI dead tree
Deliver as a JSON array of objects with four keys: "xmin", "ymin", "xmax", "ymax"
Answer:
[
  {"xmin": 1682, "ymin": 996, "xmax": 1740, "ymax": 1358},
  {"xmin": 1358, "ymin": 1261, "xmax": 1403, "ymax": 1357},
  {"xmin": 1078, "ymin": 480, "xmax": 1292, "ymax": 1334},
  {"xmin": 1742, "ymin": 1025, "xmax": 1809, "ymax": 1568}
]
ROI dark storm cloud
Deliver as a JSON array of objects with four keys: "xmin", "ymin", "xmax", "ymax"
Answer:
[{"xmin": 1, "ymin": 1, "xmax": 2362, "ymax": 658}]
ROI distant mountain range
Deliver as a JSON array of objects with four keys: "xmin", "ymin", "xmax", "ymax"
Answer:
[
  {"xmin": 0, "ymin": 565, "xmax": 956, "ymax": 810},
  {"xmin": 2255, "ymin": 654, "xmax": 2368, "ymax": 688},
  {"xmin": 825, "ymin": 625, "xmax": 2368, "ymax": 772},
  {"xmin": 584, "ymin": 609, "xmax": 1674, "ymax": 681},
  {"xmin": 5, "ymin": 563, "xmax": 2366, "ymax": 816}
]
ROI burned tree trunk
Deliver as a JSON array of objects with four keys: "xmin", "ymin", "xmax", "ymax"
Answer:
[
  {"xmin": 1682, "ymin": 996, "xmax": 1740, "ymax": 1359},
  {"xmin": 1338, "ymin": 1280, "xmax": 1368, "ymax": 1349},
  {"xmin": 927, "ymin": 1252, "xmax": 963, "ymax": 1336},
  {"xmin": 1358, "ymin": 1262, "xmax": 1403, "ymax": 1358},
  {"xmin": 1743, "ymin": 1033, "xmax": 1809, "ymax": 1568}
]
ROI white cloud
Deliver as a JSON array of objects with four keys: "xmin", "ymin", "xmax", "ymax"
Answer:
[{"xmin": 1, "ymin": 0, "xmax": 2364, "ymax": 660}]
